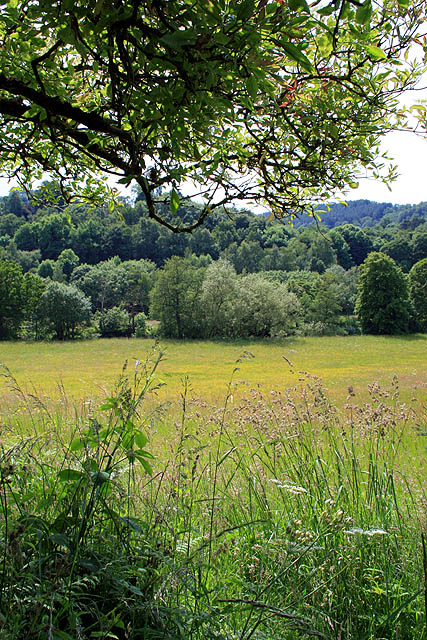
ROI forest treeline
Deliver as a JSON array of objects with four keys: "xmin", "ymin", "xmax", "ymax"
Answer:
[{"xmin": 0, "ymin": 186, "xmax": 426, "ymax": 340}]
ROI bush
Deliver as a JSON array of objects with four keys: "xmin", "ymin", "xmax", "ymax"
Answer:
[
  {"xmin": 100, "ymin": 306, "xmax": 130, "ymax": 337},
  {"xmin": 40, "ymin": 280, "xmax": 92, "ymax": 340},
  {"xmin": 134, "ymin": 311, "xmax": 148, "ymax": 337},
  {"xmin": 409, "ymin": 258, "xmax": 427, "ymax": 332}
]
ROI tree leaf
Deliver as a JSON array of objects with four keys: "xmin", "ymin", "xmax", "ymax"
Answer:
[
  {"xmin": 318, "ymin": 33, "xmax": 333, "ymax": 57},
  {"xmin": 134, "ymin": 453, "xmax": 153, "ymax": 475},
  {"xmin": 366, "ymin": 45, "xmax": 387, "ymax": 60},
  {"xmin": 317, "ymin": 4, "xmax": 335, "ymax": 15},
  {"xmin": 135, "ymin": 449, "xmax": 154, "ymax": 459},
  {"xmin": 356, "ymin": 0, "xmax": 372, "ymax": 25},
  {"xmin": 237, "ymin": 0, "xmax": 255, "ymax": 20},
  {"xmin": 70, "ymin": 437, "xmax": 84, "ymax": 452},
  {"xmin": 281, "ymin": 40, "xmax": 313, "ymax": 72},
  {"xmin": 134, "ymin": 432, "xmax": 148, "ymax": 448},
  {"xmin": 289, "ymin": 0, "xmax": 310, "ymax": 12},
  {"xmin": 246, "ymin": 76, "xmax": 258, "ymax": 100},
  {"xmin": 170, "ymin": 189, "xmax": 180, "ymax": 214},
  {"xmin": 160, "ymin": 30, "xmax": 197, "ymax": 49}
]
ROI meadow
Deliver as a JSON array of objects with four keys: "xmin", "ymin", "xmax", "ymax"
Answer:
[
  {"xmin": 0, "ymin": 334, "xmax": 426, "ymax": 406},
  {"xmin": 0, "ymin": 336, "xmax": 426, "ymax": 639}
]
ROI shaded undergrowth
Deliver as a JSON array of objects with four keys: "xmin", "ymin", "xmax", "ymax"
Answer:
[{"xmin": 0, "ymin": 351, "xmax": 425, "ymax": 639}]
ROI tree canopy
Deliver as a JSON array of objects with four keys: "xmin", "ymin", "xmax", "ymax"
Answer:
[
  {"xmin": 355, "ymin": 251, "xmax": 412, "ymax": 334},
  {"xmin": 0, "ymin": 0, "xmax": 426, "ymax": 231}
]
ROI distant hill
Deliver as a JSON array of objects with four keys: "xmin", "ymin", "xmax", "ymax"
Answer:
[{"xmin": 293, "ymin": 199, "xmax": 427, "ymax": 229}]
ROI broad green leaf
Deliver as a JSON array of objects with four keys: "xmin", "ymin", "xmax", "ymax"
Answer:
[
  {"xmin": 236, "ymin": 0, "xmax": 255, "ymax": 20},
  {"xmin": 70, "ymin": 437, "xmax": 84, "ymax": 452},
  {"xmin": 366, "ymin": 45, "xmax": 386, "ymax": 60},
  {"xmin": 318, "ymin": 33, "xmax": 333, "ymax": 57},
  {"xmin": 100, "ymin": 397, "xmax": 117, "ymax": 411},
  {"xmin": 170, "ymin": 189, "xmax": 180, "ymax": 214},
  {"xmin": 50, "ymin": 533, "xmax": 72, "ymax": 548},
  {"xmin": 121, "ymin": 432, "xmax": 133, "ymax": 450},
  {"xmin": 160, "ymin": 30, "xmax": 197, "ymax": 49},
  {"xmin": 58, "ymin": 469, "xmax": 85, "ymax": 482},
  {"xmin": 246, "ymin": 76, "xmax": 258, "ymax": 100},
  {"xmin": 119, "ymin": 516, "xmax": 143, "ymax": 532},
  {"xmin": 349, "ymin": 181, "xmax": 359, "ymax": 189},
  {"xmin": 356, "ymin": 0, "xmax": 372, "ymax": 25},
  {"xmin": 134, "ymin": 453, "xmax": 153, "ymax": 475},
  {"xmin": 134, "ymin": 432, "xmax": 148, "ymax": 448},
  {"xmin": 118, "ymin": 579, "xmax": 144, "ymax": 596},
  {"xmin": 281, "ymin": 40, "xmax": 313, "ymax": 72},
  {"xmin": 135, "ymin": 449, "xmax": 154, "ymax": 459},
  {"xmin": 398, "ymin": 0, "xmax": 410, "ymax": 7},
  {"xmin": 317, "ymin": 4, "xmax": 335, "ymax": 15},
  {"xmin": 289, "ymin": 0, "xmax": 310, "ymax": 12}
]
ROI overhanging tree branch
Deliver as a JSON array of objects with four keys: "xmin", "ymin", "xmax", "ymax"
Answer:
[{"xmin": 0, "ymin": 0, "xmax": 425, "ymax": 232}]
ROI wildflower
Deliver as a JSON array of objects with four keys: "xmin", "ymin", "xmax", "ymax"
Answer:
[
  {"xmin": 268, "ymin": 479, "xmax": 307, "ymax": 494},
  {"xmin": 344, "ymin": 527, "xmax": 388, "ymax": 536}
]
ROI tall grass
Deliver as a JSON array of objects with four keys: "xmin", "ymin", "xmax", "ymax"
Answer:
[{"xmin": 0, "ymin": 351, "xmax": 425, "ymax": 639}]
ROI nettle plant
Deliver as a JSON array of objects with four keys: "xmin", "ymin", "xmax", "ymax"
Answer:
[{"xmin": 0, "ymin": 353, "xmax": 174, "ymax": 639}]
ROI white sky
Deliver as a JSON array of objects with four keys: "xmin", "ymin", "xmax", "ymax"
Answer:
[{"xmin": 344, "ymin": 129, "xmax": 427, "ymax": 205}]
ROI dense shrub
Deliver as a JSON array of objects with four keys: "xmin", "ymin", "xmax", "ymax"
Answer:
[
  {"xmin": 134, "ymin": 311, "xmax": 148, "ymax": 337},
  {"xmin": 40, "ymin": 280, "xmax": 92, "ymax": 339},
  {"xmin": 100, "ymin": 306, "xmax": 130, "ymax": 337}
]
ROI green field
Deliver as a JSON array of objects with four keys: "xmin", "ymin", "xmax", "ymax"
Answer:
[
  {"xmin": 0, "ymin": 334, "xmax": 426, "ymax": 407},
  {"xmin": 1, "ymin": 335, "xmax": 426, "ymax": 638}
]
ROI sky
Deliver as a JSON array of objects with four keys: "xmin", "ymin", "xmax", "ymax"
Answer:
[{"xmin": 344, "ymin": 128, "xmax": 427, "ymax": 205}]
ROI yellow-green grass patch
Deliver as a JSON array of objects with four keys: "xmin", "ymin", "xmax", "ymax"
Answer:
[{"xmin": 0, "ymin": 335, "xmax": 425, "ymax": 407}]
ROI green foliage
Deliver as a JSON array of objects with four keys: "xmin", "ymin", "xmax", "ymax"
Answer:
[
  {"xmin": 0, "ymin": 259, "xmax": 25, "ymax": 338},
  {"xmin": 56, "ymin": 248, "xmax": 80, "ymax": 281},
  {"xmin": 21, "ymin": 272, "xmax": 46, "ymax": 339},
  {"xmin": 231, "ymin": 273, "xmax": 301, "ymax": 338},
  {"xmin": 100, "ymin": 306, "xmax": 130, "ymax": 338},
  {"xmin": 381, "ymin": 235, "xmax": 413, "ymax": 272},
  {"xmin": 200, "ymin": 259, "xmax": 240, "ymax": 337},
  {"xmin": 356, "ymin": 252, "xmax": 412, "ymax": 335},
  {"xmin": 40, "ymin": 281, "xmax": 92, "ymax": 340},
  {"xmin": 37, "ymin": 258, "xmax": 55, "ymax": 279},
  {"xmin": 0, "ymin": 187, "xmax": 425, "ymax": 341},
  {"xmin": 150, "ymin": 256, "xmax": 206, "ymax": 339},
  {"xmin": 336, "ymin": 224, "xmax": 374, "ymax": 266},
  {"xmin": 0, "ymin": 2, "xmax": 425, "ymax": 229},
  {"xmin": 0, "ymin": 356, "xmax": 173, "ymax": 639},
  {"xmin": 409, "ymin": 258, "xmax": 427, "ymax": 332},
  {"xmin": 134, "ymin": 312, "xmax": 148, "ymax": 338},
  {"xmin": 78, "ymin": 258, "xmax": 127, "ymax": 315}
]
